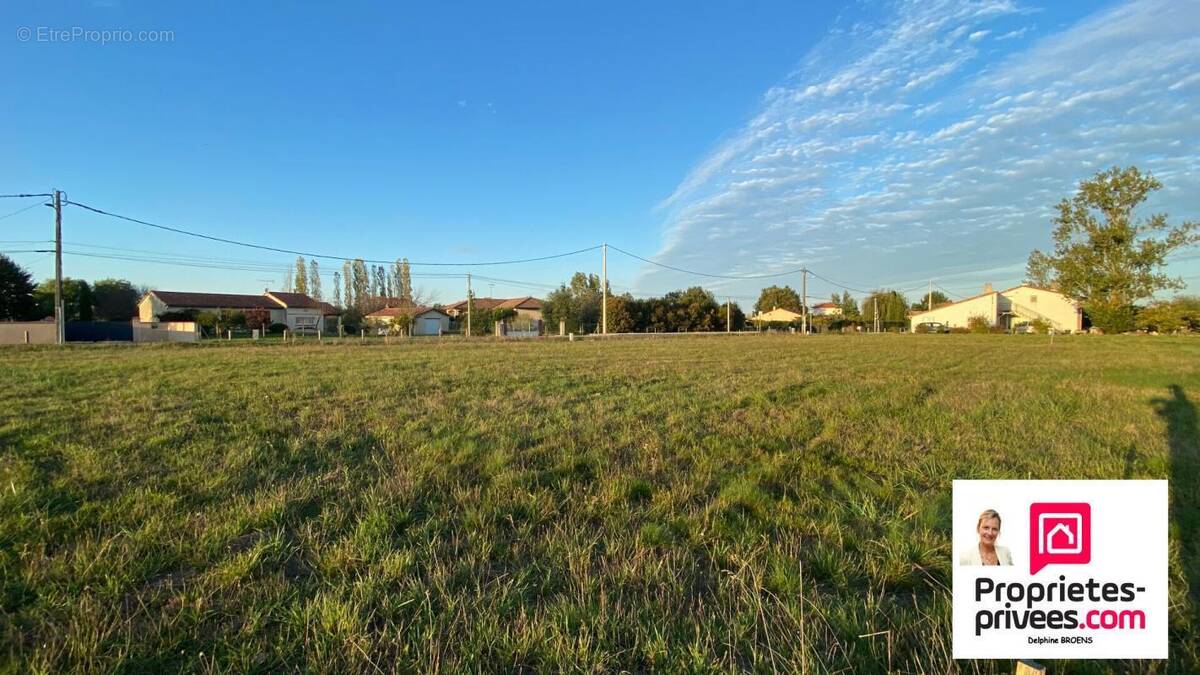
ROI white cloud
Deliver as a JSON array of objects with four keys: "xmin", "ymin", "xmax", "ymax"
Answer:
[{"xmin": 642, "ymin": 0, "xmax": 1200, "ymax": 297}]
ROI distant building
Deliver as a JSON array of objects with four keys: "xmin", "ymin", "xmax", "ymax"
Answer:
[
  {"xmin": 366, "ymin": 305, "xmax": 451, "ymax": 335},
  {"xmin": 444, "ymin": 296, "xmax": 543, "ymax": 321},
  {"xmin": 811, "ymin": 301, "xmax": 843, "ymax": 317},
  {"xmin": 749, "ymin": 307, "xmax": 804, "ymax": 325},
  {"xmin": 907, "ymin": 284, "xmax": 1082, "ymax": 332},
  {"xmin": 138, "ymin": 290, "xmax": 328, "ymax": 332}
]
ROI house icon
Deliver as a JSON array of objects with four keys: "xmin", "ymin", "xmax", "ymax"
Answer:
[{"xmin": 1039, "ymin": 514, "xmax": 1084, "ymax": 555}]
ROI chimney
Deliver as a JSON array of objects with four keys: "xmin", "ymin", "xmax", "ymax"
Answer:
[{"xmin": 983, "ymin": 283, "xmax": 993, "ymax": 294}]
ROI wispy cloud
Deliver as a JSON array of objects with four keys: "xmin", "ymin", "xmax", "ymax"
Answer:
[{"xmin": 645, "ymin": 0, "xmax": 1200, "ymax": 299}]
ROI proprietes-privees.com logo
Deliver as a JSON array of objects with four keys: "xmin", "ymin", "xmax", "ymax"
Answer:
[{"xmin": 952, "ymin": 481, "xmax": 1167, "ymax": 660}]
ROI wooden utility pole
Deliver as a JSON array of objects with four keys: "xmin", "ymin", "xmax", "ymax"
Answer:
[
  {"xmin": 53, "ymin": 190, "xmax": 64, "ymax": 345},
  {"xmin": 601, "ymin": 243, "xmax": 607, "ymax": 335},
  {"xmin": 726, "ymin": 298, "xmax": 731, "ymax": 333},
  {"xmin": 801, "ymin": 268, "xmax": 808, "ymax": 335},
  {"xmin": 466, "ymin": 272, "xmax": 472, "ymax": 337}
]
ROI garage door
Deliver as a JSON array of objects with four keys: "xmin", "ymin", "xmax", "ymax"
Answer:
[{"xmin": 423, "ymin": 318, "xmax": 441, "ymax": 335}]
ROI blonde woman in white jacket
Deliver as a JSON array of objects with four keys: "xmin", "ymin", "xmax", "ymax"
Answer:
[{"xmin": 959, "ymin": 509, "xmax": 1013, "ymax": 566}]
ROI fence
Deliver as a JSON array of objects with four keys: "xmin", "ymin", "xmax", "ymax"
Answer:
[
  {"xmin": 132, "ymin": 321, "xmax": 199, "ymax": 343},
  {"xmin": 0, "ymin": 322, "xmax": 57, "ymax": 345},
  {"xmin": 66, "ymin": 321, "xmax": 133, "ymax": 342}
]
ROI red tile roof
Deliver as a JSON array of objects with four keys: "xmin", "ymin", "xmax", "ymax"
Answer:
[
  {"xmin": 812, "ymin": 301, "xmax": 839, "ymax": 309},
  {"xmin": 446, "ymin": 296, "xmax": 543, "ymax": 311},
  {"xmin": 265, "ymin": 292, "xmax": 323, "ymax": 309},
  {"xmin": 367, "ymin": 305, "xmax": 448, "ymax": 318},
  {"xmin": 496, "ymin": 296, "xmax": 543, "ymax": 310},
  {"xmin": 149, "ymin": 291, "xmax": 278, "ymax": 310}
]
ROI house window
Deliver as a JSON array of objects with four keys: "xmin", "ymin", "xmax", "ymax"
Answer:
[{"xmin": 294, "ymin": 315, "xmax": 317, "ymax": 326}]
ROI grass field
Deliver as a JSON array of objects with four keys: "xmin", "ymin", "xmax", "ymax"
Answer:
[{"xmin": 1, "ymin": 334, "xmax": 1197, "ymax": 674}]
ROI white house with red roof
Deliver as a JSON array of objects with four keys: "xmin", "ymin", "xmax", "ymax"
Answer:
[{"xmin": 138, "ymin": 290, "xmax": 329, "ymax": 333}]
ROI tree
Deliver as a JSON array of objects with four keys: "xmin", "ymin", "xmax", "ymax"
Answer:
[
  {"xmin": 372, "ymin": 265, "xmax": 386, "ymax": 300},
  {"xmin": 1136, "ymin": 296, "xmax": 1200, "ymax": 333},
  {"xmin": 860, "ymin": 289, "xmax": 908, "ymax": 329},
  {"xmin": 332, "ymin": 271, "xmax": 342, "ymax": 308},
  {"xmin": 605, "ymin": 294, "xmax": 635, "ymax": 333},
  {"xmin": 1027, "ymin": 166, "xmax": 1199, "ymax": 333},
  {"xmin": 34, "ymin": 278, "xmax": 93, "ymax": 321},
  {"xmin": 351, "ymin": 259, "xmax": 369, "ymax": 309},
  {"xmin": 92, "ymin": 279, "xmax": 141, "ymax": 321},
  {"xmin": 244, "ymin": 307, "xmax": 271, "ymax": 331},
  {"xmin": 912, "ymin": 290, "xmax": 950, "ymax": 311},
  {"xmin": 832, "ymin": 291, "xmax": 860, "ymax": 321},
  {"xmin": 0, "ymin": 254, "xmax": 38, "ymax": 320},
  {"xmin": 399, "ymin": 258, "xmax": 412, "ymax": 303},
  {"xmin": 342, "ymin": 261, "xmax": 354, "ymax": 308},
  {"xmin": 754, "ymin": 285, "xmax": 802, "ymax": 314},
  {"xmin": 293, "ymin": 257, "xmax": 308, "ymax": 294},
  {"xmin": 309, "ymin": 259, "xmax": 322, "ymax": 300},
  {"xmin": 543, "ymin": 272, "xmax": 603, "ymax": 333}
]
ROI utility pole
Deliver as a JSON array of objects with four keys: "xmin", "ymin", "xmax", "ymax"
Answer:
[
  {"xmin": 466, "ymin": 273, "xmax": 472, "ymax": 337},
  {"xmin": 726, "ymin": 298, "xmax": 731, "ymax": 333},
  {"xmin": 801, "ymin": 268, "xmax": 808, "ymax": 335},
  {"xmin": 53, "ymin": 190, "xmax": 64, "ymax": 345},
  {"xmin": 873, "ymin": 296, "xmax": 879, "ymax": 333},
  {"xmin": 601, "ymin": 243, "xmax": 608, "ymax": 335},
  {"xmin": 928, "ymin": 279, "xmax": 933, "ymax": 312}
]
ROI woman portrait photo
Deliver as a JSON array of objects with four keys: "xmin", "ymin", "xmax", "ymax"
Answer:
[{"xmin": 958, "ymin": 509, "xmax": 1013, "ymax": 566}]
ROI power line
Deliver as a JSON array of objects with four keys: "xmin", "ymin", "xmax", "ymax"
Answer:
[
  {"xmin": 65, "ymin": 199, "xmax": 602, "ymax": 267},
  {"xmin": 609, "ymin": 244, "xmax": 807, "ymax": 279},
  {"xmin": 0, "ymin": 193, "xmax": 52, "ymax": 199},
  {"xmin": 0, "ymin": 201, "xmax": 46, "ymax": 221}
]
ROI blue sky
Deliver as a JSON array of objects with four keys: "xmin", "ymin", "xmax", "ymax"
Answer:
[{"xmin": 2, "ymin": 0, "xmax": 1197, "ymax": 307}]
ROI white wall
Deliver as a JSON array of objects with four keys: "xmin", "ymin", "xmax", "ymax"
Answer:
[
  {"xmin": 909, "ymin": 293, "xmax": 998, "ymax": 330},
  {"xmin": 1000, "ymin": 286, "xmax": 1081, "ymax": 332},
  {"xmin": 412, "ymin": 312, "xmax": 450, "ymax": 335}
]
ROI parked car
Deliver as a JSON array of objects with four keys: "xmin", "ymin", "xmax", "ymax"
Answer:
[{"xmin": 914, "ymin": 321, "xmax": 949, "ymax": 333}]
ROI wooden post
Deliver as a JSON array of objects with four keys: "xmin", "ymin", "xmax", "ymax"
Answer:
[
  {"xmin": 23, "ymin": 330, "xmax": 30, "ymax": 344},
  {"xmin": 360, "ymin": 328, "xmax": 365, "ymax": 344},
  {"xmin": 1015, "ymin": 660, "xmax": 1046, "ymax": 675}
]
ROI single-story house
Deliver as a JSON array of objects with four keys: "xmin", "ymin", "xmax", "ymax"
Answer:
[
  {"xmin": 908, "ymin": 284, "xmax": 1082, "ymax": 332},
  {"xmin": 366, "ymin": 305, "xmax": 452, "ymax": 336},
  {"xmin": 749, "ymin": 307, "xmax": 804, "ymax": 325},
  {"xmin": 811, "ymin": 301, "xmax": 842, "ymax": 317},
  {"xmin": 444, "ymin": 296, "xmax": 543, "ymax": 321},
  {"xmin": 138, "ymin": 290, "xmax": 329, "ymax": 332}
]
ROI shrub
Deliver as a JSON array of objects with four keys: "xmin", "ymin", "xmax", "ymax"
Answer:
[
  {"xmin": 913, "ymin": 323, "xmax": 930, "ymax": 334},
  {"xmin": 267, "ymin": 322, "xmax": 287, "ymax": 335},
  {"xmin": 966, "ymin": 315, "xmax": 991, "ymax": 334}
]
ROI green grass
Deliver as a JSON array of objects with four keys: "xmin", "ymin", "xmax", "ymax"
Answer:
[{"xmin": 1, "ymin": 334, "xmax": 1197, "ymax": 673}]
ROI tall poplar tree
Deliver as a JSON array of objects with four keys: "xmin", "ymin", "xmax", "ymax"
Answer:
[
  {"xmin": 293, "ymin": 256, "xmax": 308, "ymax": 294},
  {"xmin": 400, "ymin": 258, "xmax": 412, "ymax": 303},
  {"xmin": 309, "ymin": 259, "xmax": 322, "ymax": 300}
]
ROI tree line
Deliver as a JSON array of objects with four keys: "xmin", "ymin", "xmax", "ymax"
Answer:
[{"xmin": 0, "ymin": 260, "xmax": 143, "ymax": 322}]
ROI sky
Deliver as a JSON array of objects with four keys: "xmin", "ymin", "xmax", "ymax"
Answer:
[{"xmin": 2, "ymin": 0, "xmax": 1197, "ymax": 308}]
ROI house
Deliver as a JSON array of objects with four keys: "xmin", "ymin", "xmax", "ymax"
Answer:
[
  {"xmin": 444, "ymin": 296, "xmax": 543, "ymax": 321},
  {"xmin": 811, "ymin": 301, "xmax": 843, "ymax": 317},
  {"xmin": 907, "ymin": 284, "xmax": 1082, "ymax": 332},
  {"xmin": 138, "ymin": 290, "xmax": 329, "ymax": 333},
  {"xmin": 749, "ymin": 307, "xmax": 804, "ymax": 325},
  {"xmin": 366, "ymin": 305, "xmax": 451, "ymax": 335}
]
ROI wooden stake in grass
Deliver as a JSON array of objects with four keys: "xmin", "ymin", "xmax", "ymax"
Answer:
[{"xmin": 1016, "ymin": 660, "xmax": 1046, "ymax": 675}]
